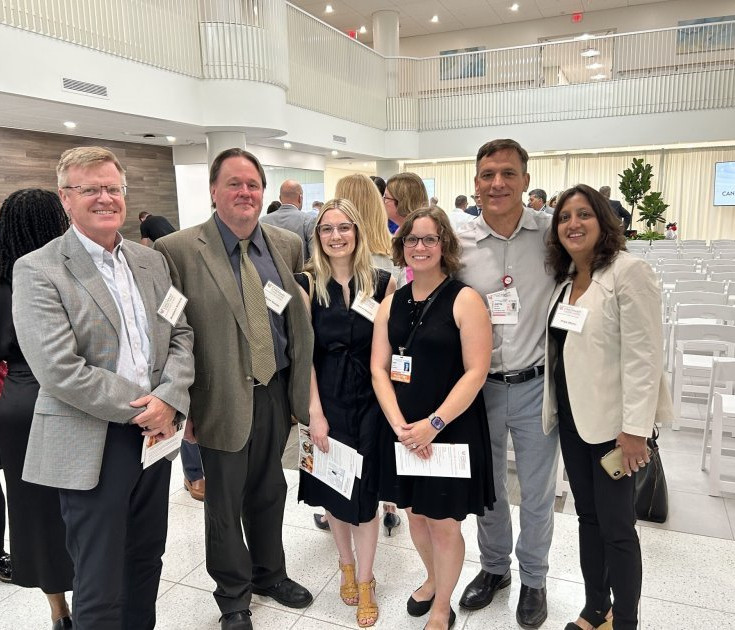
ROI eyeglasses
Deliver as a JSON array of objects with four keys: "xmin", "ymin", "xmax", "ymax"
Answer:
[
  {"xmin": 402, "ymin": 234, "xmax": 441, "ymax": 248},
  {"xmin": 63, "ymin": 185, "xmax": 127, "ymax": 198},
  {"xmin": 383, "ymin": 194, "xmax": 397, "ymax": 203},
  {"xmin": 316, "ymin": 222, "xmax": 355, "ymax": 236}
]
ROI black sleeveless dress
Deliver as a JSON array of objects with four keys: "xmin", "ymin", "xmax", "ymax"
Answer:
[
  {"xmin": 378, "ymin": 278, "xmax": 495, "ymax": 521},
  {"xmin": 296, "ymin": 269, "xmax": 391, "ymax": 525}
]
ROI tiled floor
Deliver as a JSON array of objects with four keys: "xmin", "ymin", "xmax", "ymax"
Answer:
[{"xmin": 1, "ymin": 408, "xmax": 734, "ymax": 629}]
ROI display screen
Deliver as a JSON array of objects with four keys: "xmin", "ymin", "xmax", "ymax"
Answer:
[{"xmin": 714, "ymin": 162, "xmax": 735, "ymax": 206}]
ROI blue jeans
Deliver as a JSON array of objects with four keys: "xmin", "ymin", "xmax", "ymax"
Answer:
[{"xmin": 476, "ymin": 375, "xmax": 559, "ymax": 588}]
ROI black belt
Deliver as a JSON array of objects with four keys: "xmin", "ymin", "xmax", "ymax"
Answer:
[{"xmin": 488, "ymin": 365, "xmax": 544, "ymax": 385}]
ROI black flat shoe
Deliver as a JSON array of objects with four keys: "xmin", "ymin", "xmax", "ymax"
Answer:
[
  {"xmin": 383, "ymin": 511, "xmax": 400, "ymax": 536},
  {"xmin": 0, "ymin": 553, "xmax": 11, "ymax": 583},
  {"xmin": 51, "ymin": 617, "xmax": 72, "ymax": 630},
  {"xmin": 459, "ymin": 569, "xmax": 511, "ymax": 610},
  {"xmin": 407, "ymin": 588, "xmax": 435, "ymax": 616},
  {"xmin": 313, "ymin": 513, "xmax": 330, "ymax": 531}
]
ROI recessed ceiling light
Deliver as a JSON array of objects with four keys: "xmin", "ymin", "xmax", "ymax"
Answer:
[
  {"xmin": 574, "ymin": 33, "xmax": 592, "ymax": 41},
  {"xmin": 509, "ymin": 3, "xmax": 520, "ymax": 11},
  {"xmin": 359, "ymin": 26, "xmax": 367, "ymax": 34},
  {"xmin": 591, "ymin": 73, "xmax": 607, "ymax": 80},
  {"xmin": 63, "ymin": 121, "xmax": 77, "ymax": 129},
  {"xmin": 166, "ymin": 136, "xmax": 176, "ymax": 143},
  {"xmin": 431, "ymin": 15, "xmax": 439, "ymax": 23},
  {"xmin": 325, "ymin": 4, "xmax": 333, "ymax": 14},
  {"xmin": 580, "ymin": 48, "xmax": 600, "ymax": 57},
  {"xmin": 331, "ymin": 150, "xmax": 339, "ymax": 156},
  {"xmin": 283, "ymin": 141, "xmax": 292, "ymax": 149},
  {"xmin": 586, "ymin": 62, "xmax": 603, "ymax": 70}
]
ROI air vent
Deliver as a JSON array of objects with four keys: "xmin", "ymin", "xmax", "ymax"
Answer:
[
  {"xmin": 62, "ymin": 78, "xmax": 108, "ymax": 99},
  {"xmin": 332, "ymin": 134, "xmax": 347, "ymax": 144}
]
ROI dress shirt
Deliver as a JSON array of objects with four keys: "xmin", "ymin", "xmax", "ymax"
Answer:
[
  {"xmin": 456, "ymin": 208, "xmax": 555, "ymax": 373},
  {"xmin": 72, "ymin": 226, "xmax": 151, "ymax": 390},
  {"xmin": 214, "ymin": 213, "xmax": 289, "ymax": 370}
]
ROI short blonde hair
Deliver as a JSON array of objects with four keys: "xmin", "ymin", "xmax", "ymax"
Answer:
[
  {"xmin": 56, "ymin": 146, "xmax": 126, "ymax": 188},
  {"xmin": 386, "ymin": 172, "xmax": 428, "ymax": 219},
  {"xmin": 335, "ymin": 174, "xmax": 391, "ymax": 256}
]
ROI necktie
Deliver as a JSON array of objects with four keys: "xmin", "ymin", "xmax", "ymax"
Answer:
[{"xmin": 239, "ymin": 239, "xmax": 277, "ymax": 384}]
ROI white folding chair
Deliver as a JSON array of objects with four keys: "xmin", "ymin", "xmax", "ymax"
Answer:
[
  {"xmin": 680, "ymin": 240, "xmax": 707, "ymax": 248},
  {"xmin": 680, "ymin": 252, "xmax": 715, "ymax": 261},
  {"xmin": 674, "ymin": 280, "xmax": 727, "ymax": 294},
  {"xmin": 702, "ymin": 358, "xmax": 735, "ymax": 496},
  {"xmin": 710, "ymin": 253, "xmax": 735, "ymax": 263},
  {"xmin": 709, "ymin": 272, "xmax": 735, "ymax": 283},
  {"xmin": 656, "ymin": 263, "xmax": 697, "ymax": 273},
  {"xmin": 674, "ymin": 303, "xmax": 735, "ymax": 324},
  {"xmin": 666, "ymin": 291, "xmax": 728, "ymax": 323},
  {"xmin": 707, "ymin": 264, "xmax": 735, "ymax": 274}
]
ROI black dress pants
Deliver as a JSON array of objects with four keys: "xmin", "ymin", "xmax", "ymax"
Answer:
[
  {"xmin": 59, "ymin": 423, "xmax": 171, "ymax": 630},
  {"xmin": 558, "ymin": 411, "xmax": 641, "ymax": 630},
  {"xmin": 199, "ymin": 370, "xmax": 292, "ymax": 614}
]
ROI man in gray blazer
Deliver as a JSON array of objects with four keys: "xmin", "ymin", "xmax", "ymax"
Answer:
[
  {"xmin": 155, "ymin": 148, "xmax": 314, "ymax": 630},
  {"xmin": 259, "ymin": 179, "xmax": 316, "ymax": 261},
  {"xmin": 12, "ymin": 146, "xmax": 194, "ymax": 630}
]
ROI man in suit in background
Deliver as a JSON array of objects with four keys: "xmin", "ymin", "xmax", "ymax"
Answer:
[
  {"xmin": 259, "ymin": 179, "xmax": 316, "ymax": 261},
  {"xmin": 465, "ymin": 194, "xmax": 482, "ymax": 216},
  {"xmin": 12, "ymin": 146, "xmax": 194, "ymax": 630},
  {"xmin": 599, "ymin": 185, "xmax": 632, "ymax": 231},
  {"xmin": 155, "ymin": 148, "xmax": 314, "ymax": 630}
]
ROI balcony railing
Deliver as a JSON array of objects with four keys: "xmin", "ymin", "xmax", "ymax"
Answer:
[{"xmin": 1, "ymin": 2, "xmax": 732, "ymax": 132}]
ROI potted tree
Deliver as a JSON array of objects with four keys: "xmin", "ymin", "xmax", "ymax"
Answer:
[{"xmin": 618, "ymin": 158, "xmax": 668, "ymax": 240}]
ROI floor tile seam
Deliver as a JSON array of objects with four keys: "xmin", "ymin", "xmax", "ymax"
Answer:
[
  {"xmin": 642, "ymin": 593, "xmax": 735, "ymax": 616},
  {"xmin": 638, "ymin": 521, "xmax": 735, "ymax": 543},
  {"xmin": 291, "ymin": 611, "xmax": 357, "ymax": 629},
  {"xmin": 0, "ymin": 586, "xmax": 21, "ymax": 605}
]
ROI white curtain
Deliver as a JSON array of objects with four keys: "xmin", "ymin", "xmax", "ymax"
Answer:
[{"xmin": 405, "ymin": 146, "xmax": 735, "ymax": 240}]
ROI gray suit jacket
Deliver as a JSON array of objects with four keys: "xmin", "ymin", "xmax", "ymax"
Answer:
[
  {"xmin": 259, "ymin": 204, "xmax": 316, "ymax": 261},
  {"xmin": 12, "ymin": 229, "xmax": 195, "ymax": 491},
  {"xmin": 155, "ymin": 216, "xmax": 314, "ymax": 452}
]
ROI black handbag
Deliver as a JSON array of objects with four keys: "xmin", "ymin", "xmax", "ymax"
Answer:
[{"xmin": 634, "ymin": 427, "xmax": 668, "ymax": 523}]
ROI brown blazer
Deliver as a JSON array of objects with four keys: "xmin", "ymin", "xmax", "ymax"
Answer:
[{"xmin": 155, "ymin": 216, "xmax": 313, "ymax": 452}]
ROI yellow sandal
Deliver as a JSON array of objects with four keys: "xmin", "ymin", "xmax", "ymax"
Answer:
[
  {"xmin": 357, "ymin": 578, "xmax": 378, "ymax": 628},
  {"xmin": 339, "ymin": 562, "xmax": 358, "ymax": 606}
]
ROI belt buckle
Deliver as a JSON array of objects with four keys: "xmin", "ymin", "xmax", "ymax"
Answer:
[{"xmin": 504, "ymin": 372, "xmax": 520, "ymax": 384}]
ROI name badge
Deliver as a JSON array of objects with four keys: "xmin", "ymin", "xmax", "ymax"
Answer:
[
  {"xmin": 264, "ymin": 280, "xmax": 292, "ymax": 315},
  {"xmin": 157, "ymin": 286, "xmax": 188, "ymax": 326},
  {"xmin": 551, "ymin": 303, "xmax": 589, "ymax": 333},
  {"xmin": 487, "ymin": 287, "xmax": 520, "ymax": 325},
  {"xmin": 390, "ymin": 354, "xmax": 412, "ymax": 383},
  {"xmin": 351, "ymin": 294, "xmax": 380, "ymax": 322}
]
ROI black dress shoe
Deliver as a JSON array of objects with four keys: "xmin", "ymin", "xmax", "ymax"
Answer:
[
  {"xmin": 0, "ymin": 553, "xmax": 11, "ymax": 583},
  {"xmin": 220, "ymin": 610, "xmax": 252, "ymax": 630},
  {"xmin": 313, "ymin": 512, "xmax": 330, "ymax": 531},
  {"xmin": 383, "ymin": 511, "xmax": 401, "ymax": 536},
  {"xmin": 252, "ymin": 577, "xmax": 313, "ymax": 608},
  {"xmin": 459, "ymin": 569, "xmax": 511, "ymax": 610},
  {"xmin": 407, "ymin": 587, "xmax": 435, "ymax": 616},
  {"xmin": 516, "ymin": 585, "xmax": 547, "ymax": 629},
  {"xmin": 51, "ymin": 617, "xmax": 73, "ymax": 630}
]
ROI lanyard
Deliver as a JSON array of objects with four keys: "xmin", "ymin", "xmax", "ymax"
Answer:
[{"xmin": 399, "ymin": 277, "xmax": 451, "ymax": 356}]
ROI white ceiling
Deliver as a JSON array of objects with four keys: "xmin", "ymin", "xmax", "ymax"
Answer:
[{"xmin": 289, "ymin": 0, "xmax": 670, "ymax": 41}]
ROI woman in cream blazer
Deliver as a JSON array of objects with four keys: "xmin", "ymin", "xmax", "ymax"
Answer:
[{"xmin": 542, "ymin": 184, "xmax": 672, "ymax": 630}]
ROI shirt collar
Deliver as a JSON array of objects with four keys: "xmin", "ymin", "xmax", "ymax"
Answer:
[
  {"xmin": 72, "ymin": 225, "xmax": 123, "ymax": 266},
  {"xmin": 472, "ymin": 206, "xmax": 541, "ymax": 243},
  {"xmin": 214, "ymin": 212, "xmax": 264, "ymax": 256}
]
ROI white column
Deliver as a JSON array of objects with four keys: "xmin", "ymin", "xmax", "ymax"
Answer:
[
  {"xmin": 372, "ymin": 10, "xmax": 399, "ymax": 56},
  {"xmin": 376, "ymin": 159, "xmax": 400, "ymax": 181},
  {"xmin": 206, "ymin": 131, "xmax": 247, "ymax": 168}
]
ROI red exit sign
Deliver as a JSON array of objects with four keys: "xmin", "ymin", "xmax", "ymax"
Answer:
[{"xmin": 572, "ymin": 12, "xmax": 583, "ymax": 23}]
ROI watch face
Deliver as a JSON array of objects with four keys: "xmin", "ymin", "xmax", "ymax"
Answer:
[{"xmin": 430, "ymin": 415, "xmax": 445, "ymax": 430}]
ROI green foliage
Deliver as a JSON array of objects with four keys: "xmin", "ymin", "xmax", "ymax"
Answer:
[
  {"xmin": 637, "ymin": 191, "xmax": 669, "ymax": 230},
  {"xmin": 633, "ymin": 229, "xmax": 665, "ymax": 241},
  {"xmin": 618, "ymin": 158, "xmax": 653, "ymax": 211}
]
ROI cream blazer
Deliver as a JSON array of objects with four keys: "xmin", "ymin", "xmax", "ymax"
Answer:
[{"xmin": 542, "ymin": 251, "xmax": 674, "ymax": 444}]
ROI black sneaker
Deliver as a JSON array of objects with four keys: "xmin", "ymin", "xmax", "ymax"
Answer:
[{"xmin": 0, "ymin": 553, "xmax": 11, "ymax": 584}]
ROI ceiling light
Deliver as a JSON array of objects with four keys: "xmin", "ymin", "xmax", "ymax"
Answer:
[
  {"xmin": 331, "ymin": 150, "xmax": 339, "ymax": 156},
  {"xmin": 359, "ymin": 26, "xmax": 367, "ymax": 34},
  {"xmin": 63, "ymin": 121, "xmax": 77, "ymax": 129},
  {"xmin": 574, "ymin": 33, "xmax": 592, "ymax": 41},
  {"xmin": 431, "ymin": 15, "xmax": 439, "ymax": 23},
  {"xmin": 580, "ymin": 48, "xmax": 600, "ymax": 57},
  {"xmin": 591, "ymin": 74, "xmax": 606, "ymax": 80},
  {"xmin": 283, "ymin": 142, "xmax": 292, "ymax": 149},
  {"xmin": 586, "ymin": 62, "xmax": 603, "ymax": 69},
  {"xmin": 509, "ymin": 3, "xmax": 520, "ymax": 11},
  {"xmin": 166, "ymin": 136, "xmax": 176, "ymax": 142},
  {"xmin": 325, "ymin": 4, "xmax": 333, "ymax": 13}
]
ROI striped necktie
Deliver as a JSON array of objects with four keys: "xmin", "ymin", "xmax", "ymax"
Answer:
[{"xmin": 239, "ymin": 239, "xmax": 276, "ymax": 384}]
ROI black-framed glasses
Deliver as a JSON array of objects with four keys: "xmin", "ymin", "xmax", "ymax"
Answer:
[
  {"xmin": 402, "ymin": 234, "xmax": 441, "ymax": 248},
  {"xmin": 316, "ymin": 222, "xmax": 355, "ymax": 236},
  {"xmin": 63, "ymin": 184, "xmax": 127, "ymax": 198},
  {"xmin": 383, "ymin": 194, "xmax": 397, "ymax": 203}
]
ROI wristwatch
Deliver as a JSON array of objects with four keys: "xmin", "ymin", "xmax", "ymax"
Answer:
[{"xmin": 428, "ymin": 413, "xmax": 446, "ymax": 431}]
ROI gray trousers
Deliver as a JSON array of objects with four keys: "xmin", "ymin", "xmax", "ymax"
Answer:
[{"xmin": 476, "ymin": 375, "xmax": 559, "ymax": 589}]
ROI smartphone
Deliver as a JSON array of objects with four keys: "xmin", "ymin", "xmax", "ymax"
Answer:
[{"xmin": 600, "ymin": 445, "xmax": 652, "ymax": 480}]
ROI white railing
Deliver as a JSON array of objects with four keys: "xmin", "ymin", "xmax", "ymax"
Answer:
[
  {"xmin": 387, "ymin": 21, "xmax": 735, "ymax": 130},
  {"xmin": 0, "ymin": 0, "xmax": 202, "ymax": 76},
  {"xmin": 285, "ymin": 4, "xmax": 387, "ymax": 129}
]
